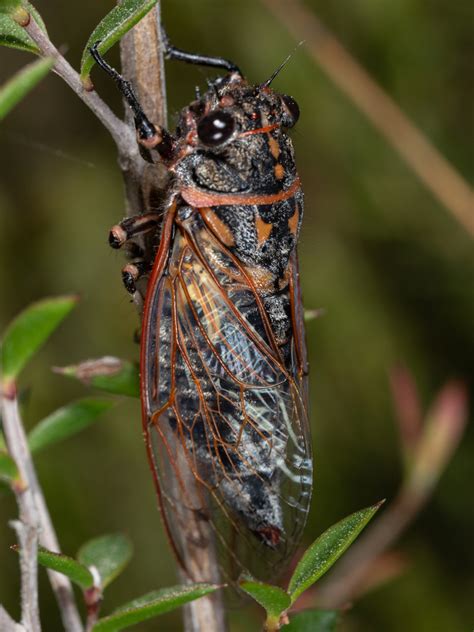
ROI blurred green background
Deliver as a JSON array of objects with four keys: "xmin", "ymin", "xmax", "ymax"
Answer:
[{"xmin": 0, "ymin": 1, "xmax": 473, "ymax": 630}]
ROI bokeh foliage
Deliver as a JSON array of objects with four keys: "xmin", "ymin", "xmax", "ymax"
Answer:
[{"xmin": 0, "ymin": 0, "xmax": 472, "ymax": 630}]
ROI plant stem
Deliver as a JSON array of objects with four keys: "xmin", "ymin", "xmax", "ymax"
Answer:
[
  {"xmin": 0, "ymin": 604, "xmax": 24, "ymax": 632},
  {"xmin": 1, "ymin": 389, "xmax": 83, "ymax": 632},
  {"xmin": 260, "ymin": 0, "xmax": 474, "ymax": 237},
  {"xmin": 84, "ymin": 586, "xmax": 102, "ymax": 632},
  {"xmin": 10, "ymin": 520, "xmax": 40, "ymax": 632},
  {"xmin": 118, "ymin": 4, "xmax": 170, "ymax": 310},
  {"xmin": 23, "ymin": 16, "xmax": 137, "ymax": 163},
  {"xmin": 119, "ymin": 6, "xmax": 226, "ymax": 631},
  {"xmin": 1, "ymin": 388, "xmax": 41, "ymax": 631}
]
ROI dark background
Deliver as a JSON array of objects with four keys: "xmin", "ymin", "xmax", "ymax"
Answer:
[{"xmin": 0, "ymin": 1, "xmax": 473, "ymax": 630}]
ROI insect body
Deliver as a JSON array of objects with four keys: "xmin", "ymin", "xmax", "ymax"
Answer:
[{"xmin": 92, "ymin": 40, "xmax": 312, "ymax": 580}]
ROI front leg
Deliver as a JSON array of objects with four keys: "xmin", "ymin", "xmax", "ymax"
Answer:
[{"xmin": 90, "ymin": 44, "xmax": 175, "ymax": 161}]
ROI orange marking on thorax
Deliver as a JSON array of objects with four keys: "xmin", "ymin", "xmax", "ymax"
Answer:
[
  {"xmin": 288, "ymin": 203, "xmax": 300, "ymax": 235},
  {"xmin": 268, "ymin": 135, "xmax": 280, "ymax": 160},
  {"xmin": 199, "ymin": 207, "xmax": 235, "ymax": 247},
  {"xmin": 274, "ymin": 164, "xmax": 285, "ymax": 180},
  {"xmin": 256, "ymin": 215, "xmax": 273, "ymax": 246}
]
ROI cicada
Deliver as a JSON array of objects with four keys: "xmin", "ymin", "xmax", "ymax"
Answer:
[{"xmin": 92, "ymin": 35, "xmax": 312, "ymax": 581}]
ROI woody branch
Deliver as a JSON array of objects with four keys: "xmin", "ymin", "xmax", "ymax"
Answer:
[
  {"xmin": 119, "ymin": 6, "xmax": 226, "ymax": 632},
  {"xmin": 1, "ymin": 387, "xmax": 83, "ymax": 632}
]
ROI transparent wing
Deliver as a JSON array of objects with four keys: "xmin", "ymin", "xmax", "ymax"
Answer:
[{"xmin": 141, "ymin": 209, "xmax": 312, "ymax": 581}]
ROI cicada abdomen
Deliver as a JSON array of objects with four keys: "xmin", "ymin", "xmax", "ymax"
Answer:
[{"xmin": 93, "ymin": 40, "xmax": 313, "ymax": 581}]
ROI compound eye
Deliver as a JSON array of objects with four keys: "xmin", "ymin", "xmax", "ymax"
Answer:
[
  {"xmin": 281, "ymin": 94, "xmax": 300, "ymax": 128},
  {"xmin": 197, "ymin": 111, "xmax": 235, "ymax": 146}
]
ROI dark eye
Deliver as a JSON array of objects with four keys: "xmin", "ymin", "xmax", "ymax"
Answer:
[
  {"xmin": 281, "ymin": 94, "xmax": 300, "ymax": 128},
  {"xmin": 197, "ymin": 111, "xmax": 235, "ymax": 146}
]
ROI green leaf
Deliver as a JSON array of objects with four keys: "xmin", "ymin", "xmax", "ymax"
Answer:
[
  {"xmin": 92, "ymin": 584, "xmax": 220, "ymax": 632},
  {"xmin": 239, "ymin": 577, "xmax": 290, "ymax": 620},
  {"xmin": 0, "ymin": 295, "xmax": 78, "ymax": 390},
  {"xmin": 0, "ymin": 1, "xmax": 46, "ymax": 27},
  {"xmin": 0, "ymin": 2, "xmax": 47, "ymax": 53},
  {"xmin": 285, "ymin": 610, "xmax": 340, "ymax": 632},
  {"xmin": 0, "ymin": 450, "xmax": 19, "ymax": 484},
  {"xmin": 37, "ymin": 546, "xmax": 94, "ymax": 589},
  {"xmin": 28, "ymin": 398, "xmax": 113, "ymax": 454},
  {"xmin": 80, "ymin": 0, "xmax": 157, "ymax": 81},
  {"xmin": 288, "ymin": 501, "xmax": 383, "ymax": 603},
  {"xmin": 0, "ymin": 12, "xmax": 37, "ymax": 52},
  {"xmin": 0, "ymin": 0, "xmax": 22, "ymax": 14},
  {"xmin": 55, "ymin": 357, "xmax": 140, "ymax": 398},
  {"xmin": 77, "ymin": 533, "xmax": 133, "ymax": 589},
  {"xmin": 0, "ymin": 56, "xmax": 53, "ymax": 120}
]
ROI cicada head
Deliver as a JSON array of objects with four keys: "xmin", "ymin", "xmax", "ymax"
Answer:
[{"xmin": 171, "ymin": 73, "xmax": 301, "ymax": 196}]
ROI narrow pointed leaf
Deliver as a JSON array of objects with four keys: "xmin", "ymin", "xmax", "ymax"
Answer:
[
  {"xmin": 285, "ymin": 609, "xmax": 339, "ymax": 632},
  {"xmin": 36, "ymin": 546, "xmax": 94, "ymax": 588},
  {"xmin": 0, "ymin": 2, "xmax": 47, "ymax": 53},
  {"xmin": 77, "ymin": 533, "xmax": 133, "ymax": 589},
  {"xmin": 92, "ymin": 584, "xmax": 220, "ymax": 632},
  {"xmin": 55, "ymin": 357, "xmax": 140, "ymax": 398},
  {"xmin": 0, "ymin": 295, "xmax": 78, "ymax": 389},
  {"xmin": 240, "ymin": 577, "xmax": 290, "ymax": 619},
  {"xmin": 80, "ymin": 0, "xmax": 157, "ymax": 81},
  {"xmin": 28, "ymin": 398, "xmax": 113, "ymax": 454},
  {"xmin": 0, "ymin": 56, "xmax": 53, "ymax": 120},
  {"xmin": 0, "ymin": 12, "xmax": 37, "ymax": 51},
  {"xmin": 0, "ymin": 0, "xmax": 22, "ymax": 14},
  {"xmin": 0, "ymin": 1, "xmax": 46, "ymax": 28},
  {"xmin": 0, "ymin": 450, "xmax": 19, "ymax": 484},
  {"xmin": 288, "ymin": 502, "xmax": 383, "ymax": 603}
]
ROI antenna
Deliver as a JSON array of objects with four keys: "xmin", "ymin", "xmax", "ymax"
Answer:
[{"xmin": 261, "ymin": 41, "xmax": 305, "ymax": 88}]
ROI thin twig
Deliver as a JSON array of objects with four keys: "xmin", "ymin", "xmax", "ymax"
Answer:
[
  {"xmin": 119, "ymin": 6, "xmax": 226, "ymax": 631},
  {"xmin": 0, "ymin": 605, "xmax": 24, "ymax": 632},
  {"xmin": 23, "ymin": 16, "xmax": 137, "ymax": 163},
  {"xmin": 84, "ymin": 585, "xmax": 102, "ymax": 632},
  {"xmin": 260, "ymin": 0, "xmax": 474, "ymax": 237},
  {"xmin": 1, "ymin": 390, "xmax": 41, "ymax": 631},
  {"xmin": 11, "ymin": 520, "xmax": 40, "ymax": 632},
  {"xmin": 1, "ymin": 390, "xmax": 83, "ymax": 632}
]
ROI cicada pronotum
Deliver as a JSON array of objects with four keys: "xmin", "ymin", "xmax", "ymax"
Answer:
[{"xmin": 91, "ymin": 33, "xmax": 312, "ymax": 581}]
